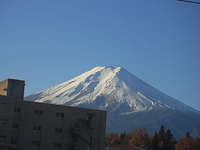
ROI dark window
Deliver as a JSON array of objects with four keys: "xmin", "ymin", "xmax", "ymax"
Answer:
[
  {"xmin": 1, "ymin": 119, "xmax": 8, "ymax": 122},
  {"xmin": 54, "ymin": 143, "xmax": 62, "ymax": 148},
  {"xmin": 12, "ymin": 124, "xmax": 19, "ymax": 129},
  {"xmin": 87, "ymin": 114, "xmax": 93, "ymax": 121},
  {"xmin": 0, "ymin": 135, "xmax": 6, "ymax": 139},
  {"xmin": 2, "ymin": 102, "xmax": 10, "ymax": 106},
  {"xmin": 14, "ymin": 107, "xmax": 21, "ymax": 113},
  {"xmin": 34, "ymin": 110, "xmax": 43, "ymax": 116},
  {"xmin": 11, "ymin": 139, "xmax": 17, "ymax": 145},
  {"xmin": 32, "ymin": 141, "xmax": 40, "ymax": 147},
  {"xmin": 33, "ymin": 126, "xmax": 41, "ymax": 131},
  {"xmin": 56, "ymin": 113, "xmax": 64, "ymax": 119},
  {"xmin": 55, "ymin": 128, "xmax": 63, "ymax": 133}
]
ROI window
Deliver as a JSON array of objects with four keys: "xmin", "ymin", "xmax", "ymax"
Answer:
[
  {"xmin": 1, "ymin": 119, "xmax": 8, "ymax": 122},
  {"xmin": 2, "ymin": 102, "xmax": 10, "ymax": 106},
  {"xmin": 87, "ymin": 114, "xmax": 93, "ymax": 121},
  {"xmin": 14, "ymin": 107, "xmax": 21, "ymax": 113},
  {"xmin": 11, "ymin": 139, "xmax": 17, "ymax": 145},
  {"xmin": 33, "ymin": 126, "xmax": 41, "ymax": 131},
  {"xmin": 54, "ymin": 143, "xmax": 62, "ymax": 148},
  {"xmin": 56, "ymin": 113, "xmax": 64, "ymax": 119},
  {"xmin": 34, "ymin": 110, "xmax": 43, "ymax": 116},
  {"xmin": 32, "ymin": 141, "xmax": 40, "ymax": 147},
  {"xmin": 55, "ymin": 128, "xmax": 63, "ymax": 133},
  {"xmin": 0, "ymin": 135, "xmax": 6, "ymax": 139},
  {"xmin": 12, "ymin": 123, "xmax": 19, "ymax": 129}
]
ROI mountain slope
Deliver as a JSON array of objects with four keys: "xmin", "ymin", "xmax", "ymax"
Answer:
[
  {"xmin": 25, "ymin": 66, "xmax": 200, "ymax": 138},
  {"xmin": 25, "ymin": 66, "xmax": 199, "ymax": 115}
]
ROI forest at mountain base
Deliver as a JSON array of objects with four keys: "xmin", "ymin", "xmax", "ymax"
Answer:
[{"xmin": 106, "ymin": 125, "xmax": 200, "ymax": 150}]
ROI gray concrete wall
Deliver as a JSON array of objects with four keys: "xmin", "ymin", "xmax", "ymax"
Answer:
[{"xmin": 0, "ymin": 96, "xmax": 107, "ymax": 150}]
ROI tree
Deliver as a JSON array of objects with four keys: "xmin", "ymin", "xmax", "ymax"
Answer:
[
  {"xmin": 175, "ymin": 132, "xmax": 200, "ymax": 150},
  {"xmin": 158, "ymin": 125, "xmax": 166, "ymax": 150},
  {"xmin": 150, "ymin": 132, "xmax": 160, "ymax": 150},
  {"xmin": 129, "ymin": 128, "xmax": 150, "ymax": 149},
  {"xmin": 175, "ymin": 137, "xmax": 194, "ymax": 150},
  {"xmin": 164, "ymin": 129, "xmax": 175, "ymax": 150},
  {"xmin": 120, "ymin": 132, "xmax": 128, "ymax": 144},
  {"xmin": 153, "ymin": 125, "xmax": 176, "ymax": 150},
  {"xmin": 105, "ymin": 134, "xmax": 121, "ymax": 146},
  {"xmin": 185, "ymin": 132, "xmax": 191, "ymax": 138}
]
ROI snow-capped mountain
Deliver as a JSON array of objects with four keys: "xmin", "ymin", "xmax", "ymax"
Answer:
[
  {"xmin": 25, "ymin": 66, "xmax": 198, "ymax": 114},
  {"xmin": 25, "ymin": 66, "xmax": 200, "ymax": 138}
]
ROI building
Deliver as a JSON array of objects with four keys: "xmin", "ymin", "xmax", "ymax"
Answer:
[
  {"xmin": 0, "ymin": 79, "xmax": 107, "ymax": 150},
  {"xmin": 0, "ymin": 79, "xmax": 25, "ymax": 100}
]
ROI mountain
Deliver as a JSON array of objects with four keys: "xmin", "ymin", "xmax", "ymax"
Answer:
[{"xmin": 25, "ymin": 66, "xmax": 200, "ymax": 138}]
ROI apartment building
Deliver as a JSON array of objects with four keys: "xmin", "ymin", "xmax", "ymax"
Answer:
[{"xmin": 0, "ymin": 79, "xmax": 107, "ymax": 150}]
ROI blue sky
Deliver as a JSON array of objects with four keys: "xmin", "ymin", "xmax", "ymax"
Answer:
[{"xmin": 1, "ymin": 0, "xmax": 200, "ymax": 111}]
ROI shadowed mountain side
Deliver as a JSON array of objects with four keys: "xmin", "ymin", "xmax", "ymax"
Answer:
[{"xmin": 106, "ymin": 107, "xmax": 200, "ymax": 139}]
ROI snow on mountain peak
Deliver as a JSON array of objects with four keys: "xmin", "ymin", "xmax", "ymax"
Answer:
[{"xmin": 25, "ymin": 66, "xmax": 200, "ymax": 115}]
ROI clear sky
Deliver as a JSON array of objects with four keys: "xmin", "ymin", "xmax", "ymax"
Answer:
[{"xmin": 1, "ymin": 0, "xmax": 200, "ymax": 111}]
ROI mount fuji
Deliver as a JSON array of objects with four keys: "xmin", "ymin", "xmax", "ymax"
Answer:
[{"xmin": 25, "ymin": 66, "xmax": 200, "ymax": 138}]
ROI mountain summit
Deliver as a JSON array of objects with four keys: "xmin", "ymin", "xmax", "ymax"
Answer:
[
  {"xmin": 25, "ymin": 66, "xmax": 198, "ymax": 114},
  {"xmin": 25, "ymin": 66, "xmax": 200, "ymax": 138}
]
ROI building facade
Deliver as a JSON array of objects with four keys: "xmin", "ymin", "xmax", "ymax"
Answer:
[
  {"xmin": 0, "ymin": 79, "xmax": 25, "ymax": 100},
  {"xmin": 0, "ymin": 79, "xmax": 107, "ymax": 150}
]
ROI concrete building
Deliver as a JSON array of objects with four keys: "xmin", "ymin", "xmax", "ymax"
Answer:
[
  {"xmin": 0, "ymin": 79, "xmax": 25, "ymax": 100},
  {"xmin": 0, "ymin": 79, "xmax": 107, "ymax": 150}
]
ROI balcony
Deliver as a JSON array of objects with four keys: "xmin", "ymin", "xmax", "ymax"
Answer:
[{"xmin": 71, "ymin": 127, "xmax": 90, "ymax": 143}]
